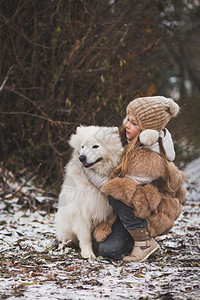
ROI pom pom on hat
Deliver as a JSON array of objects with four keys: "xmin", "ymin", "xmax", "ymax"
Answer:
[
  {"xmin": 168, "ymin": 97, "xmax": 180, "ymax": 117},
  {"xmin": 139, "ymin": 129, "xmax": 159, "ymax": 146}
]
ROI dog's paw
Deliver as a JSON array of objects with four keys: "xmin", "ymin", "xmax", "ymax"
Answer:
[{"xmin": 81, "ymin": 249, "xmax": 96, "ymax": 260}]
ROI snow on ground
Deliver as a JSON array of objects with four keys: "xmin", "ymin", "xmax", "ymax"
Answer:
[{"xmin": 0, "ymin": 159, "xmax": 200, "ymax": 300}]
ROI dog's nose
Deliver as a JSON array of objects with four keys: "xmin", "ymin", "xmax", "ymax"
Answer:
[{"xmin": 79, "ymin": 155, "xmax": 87, "ymax": 163}]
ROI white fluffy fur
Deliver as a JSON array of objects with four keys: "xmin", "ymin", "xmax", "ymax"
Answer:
[
  {"xmin": 123, "ymin": 115, "xmax": 128, "ymax": 125},
  {"xmin": 139, "ymin": 129, "xmax": 159, "ymax": 146},
  {"xmin": 167, "ymin": 97, "xmax": 180, "ymax": 117},
  {"xmin": 55, "ymin": 126, "xmax": 123, "ymax": 259}
]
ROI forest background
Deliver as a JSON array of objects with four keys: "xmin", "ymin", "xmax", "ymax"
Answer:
[{"xmin": 0, "ymin": 0, "xmax": 200, "ymax": 192}]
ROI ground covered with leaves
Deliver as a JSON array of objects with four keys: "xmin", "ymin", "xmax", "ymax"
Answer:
[{"xmin": 0, "ymin": 159, "xmax": 200, "ymax": 300}]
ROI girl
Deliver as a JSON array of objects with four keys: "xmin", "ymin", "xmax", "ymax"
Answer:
[{"xmin": 85, "ymin": 96, "xmax": 186, "ymax": 262}]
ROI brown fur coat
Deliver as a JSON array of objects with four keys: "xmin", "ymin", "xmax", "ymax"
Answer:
[{"xmin": 93, "ymin": 148, "xmax": 187, "ymax": 242}]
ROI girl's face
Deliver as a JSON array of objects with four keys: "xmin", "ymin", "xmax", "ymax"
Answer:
[{"xmin": 125, "ymin": 113, "xmax": 141, "ymax": 140}]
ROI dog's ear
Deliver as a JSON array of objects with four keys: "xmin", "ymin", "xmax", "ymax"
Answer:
[
  {"xmin": 123, "ymin": 116, "xmax": 128, "ymax": 126},
  {"xmin": 111, "ymin": 127, "xmax": 119, "ymax": 134},
  {"xmin": 68, "ymin": 133, "xmax": 77, "ymax": 148},
  {"xmin": 76, "ymin": 126, "xmax": 82, "ymax": 135},
  {"xmin": 68, "ymin": 127, "xmax": 82, "ymax": 149}
]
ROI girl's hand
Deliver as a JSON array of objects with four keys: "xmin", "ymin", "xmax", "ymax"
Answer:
[{"xmin": 84, "ymin": 168, "xmax": 109, "ymax": 190}]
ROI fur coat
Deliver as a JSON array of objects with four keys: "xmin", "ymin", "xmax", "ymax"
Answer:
[{"xmin": 93, "ymin": 148, "xmax": 187, "ymax": 242}]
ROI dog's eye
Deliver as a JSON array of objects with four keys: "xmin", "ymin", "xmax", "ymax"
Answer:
[
  {"xmin": 82, "ymin": 145, "xmax": 84, "ymax": 148},
  {"xmin": 92, "ymin": 145, "xmax": 99, "ymax": 149}
]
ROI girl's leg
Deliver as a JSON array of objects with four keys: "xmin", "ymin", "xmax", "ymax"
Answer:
[
  {"xmin": 98, "ymin": 217, "xmax": 134, "ymax": 260},
  {"xmin": 108, "ymin": 196, "xmax": 147, "ymax": 230},
  {"xmin": 108, "ymin": 195, "xmax": 160, "ymax": 262}
]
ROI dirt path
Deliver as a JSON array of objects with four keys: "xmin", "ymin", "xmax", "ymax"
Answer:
[{"xmin": 0, "ymin": 159, "xmax": 200, "ymax": 299}]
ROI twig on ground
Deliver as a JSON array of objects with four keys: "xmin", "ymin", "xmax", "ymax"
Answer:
[{"xmin": 11, "ymin": 163, "xmax": 42, "ymax": 198}]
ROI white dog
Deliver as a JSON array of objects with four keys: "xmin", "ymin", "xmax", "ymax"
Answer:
[{"xmin": 55, "ymin": 126, "xmax": 123, "ymax": 259}]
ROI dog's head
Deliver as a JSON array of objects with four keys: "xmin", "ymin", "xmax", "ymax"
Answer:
[{"xmin": 69, "ymin": 126, "xmax": 123, "ymax": 174}]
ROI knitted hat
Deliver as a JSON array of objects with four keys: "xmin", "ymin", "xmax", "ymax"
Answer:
[{"xmin": 124, "ymin": 96, "xmax": 179, "ymax": 146}]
